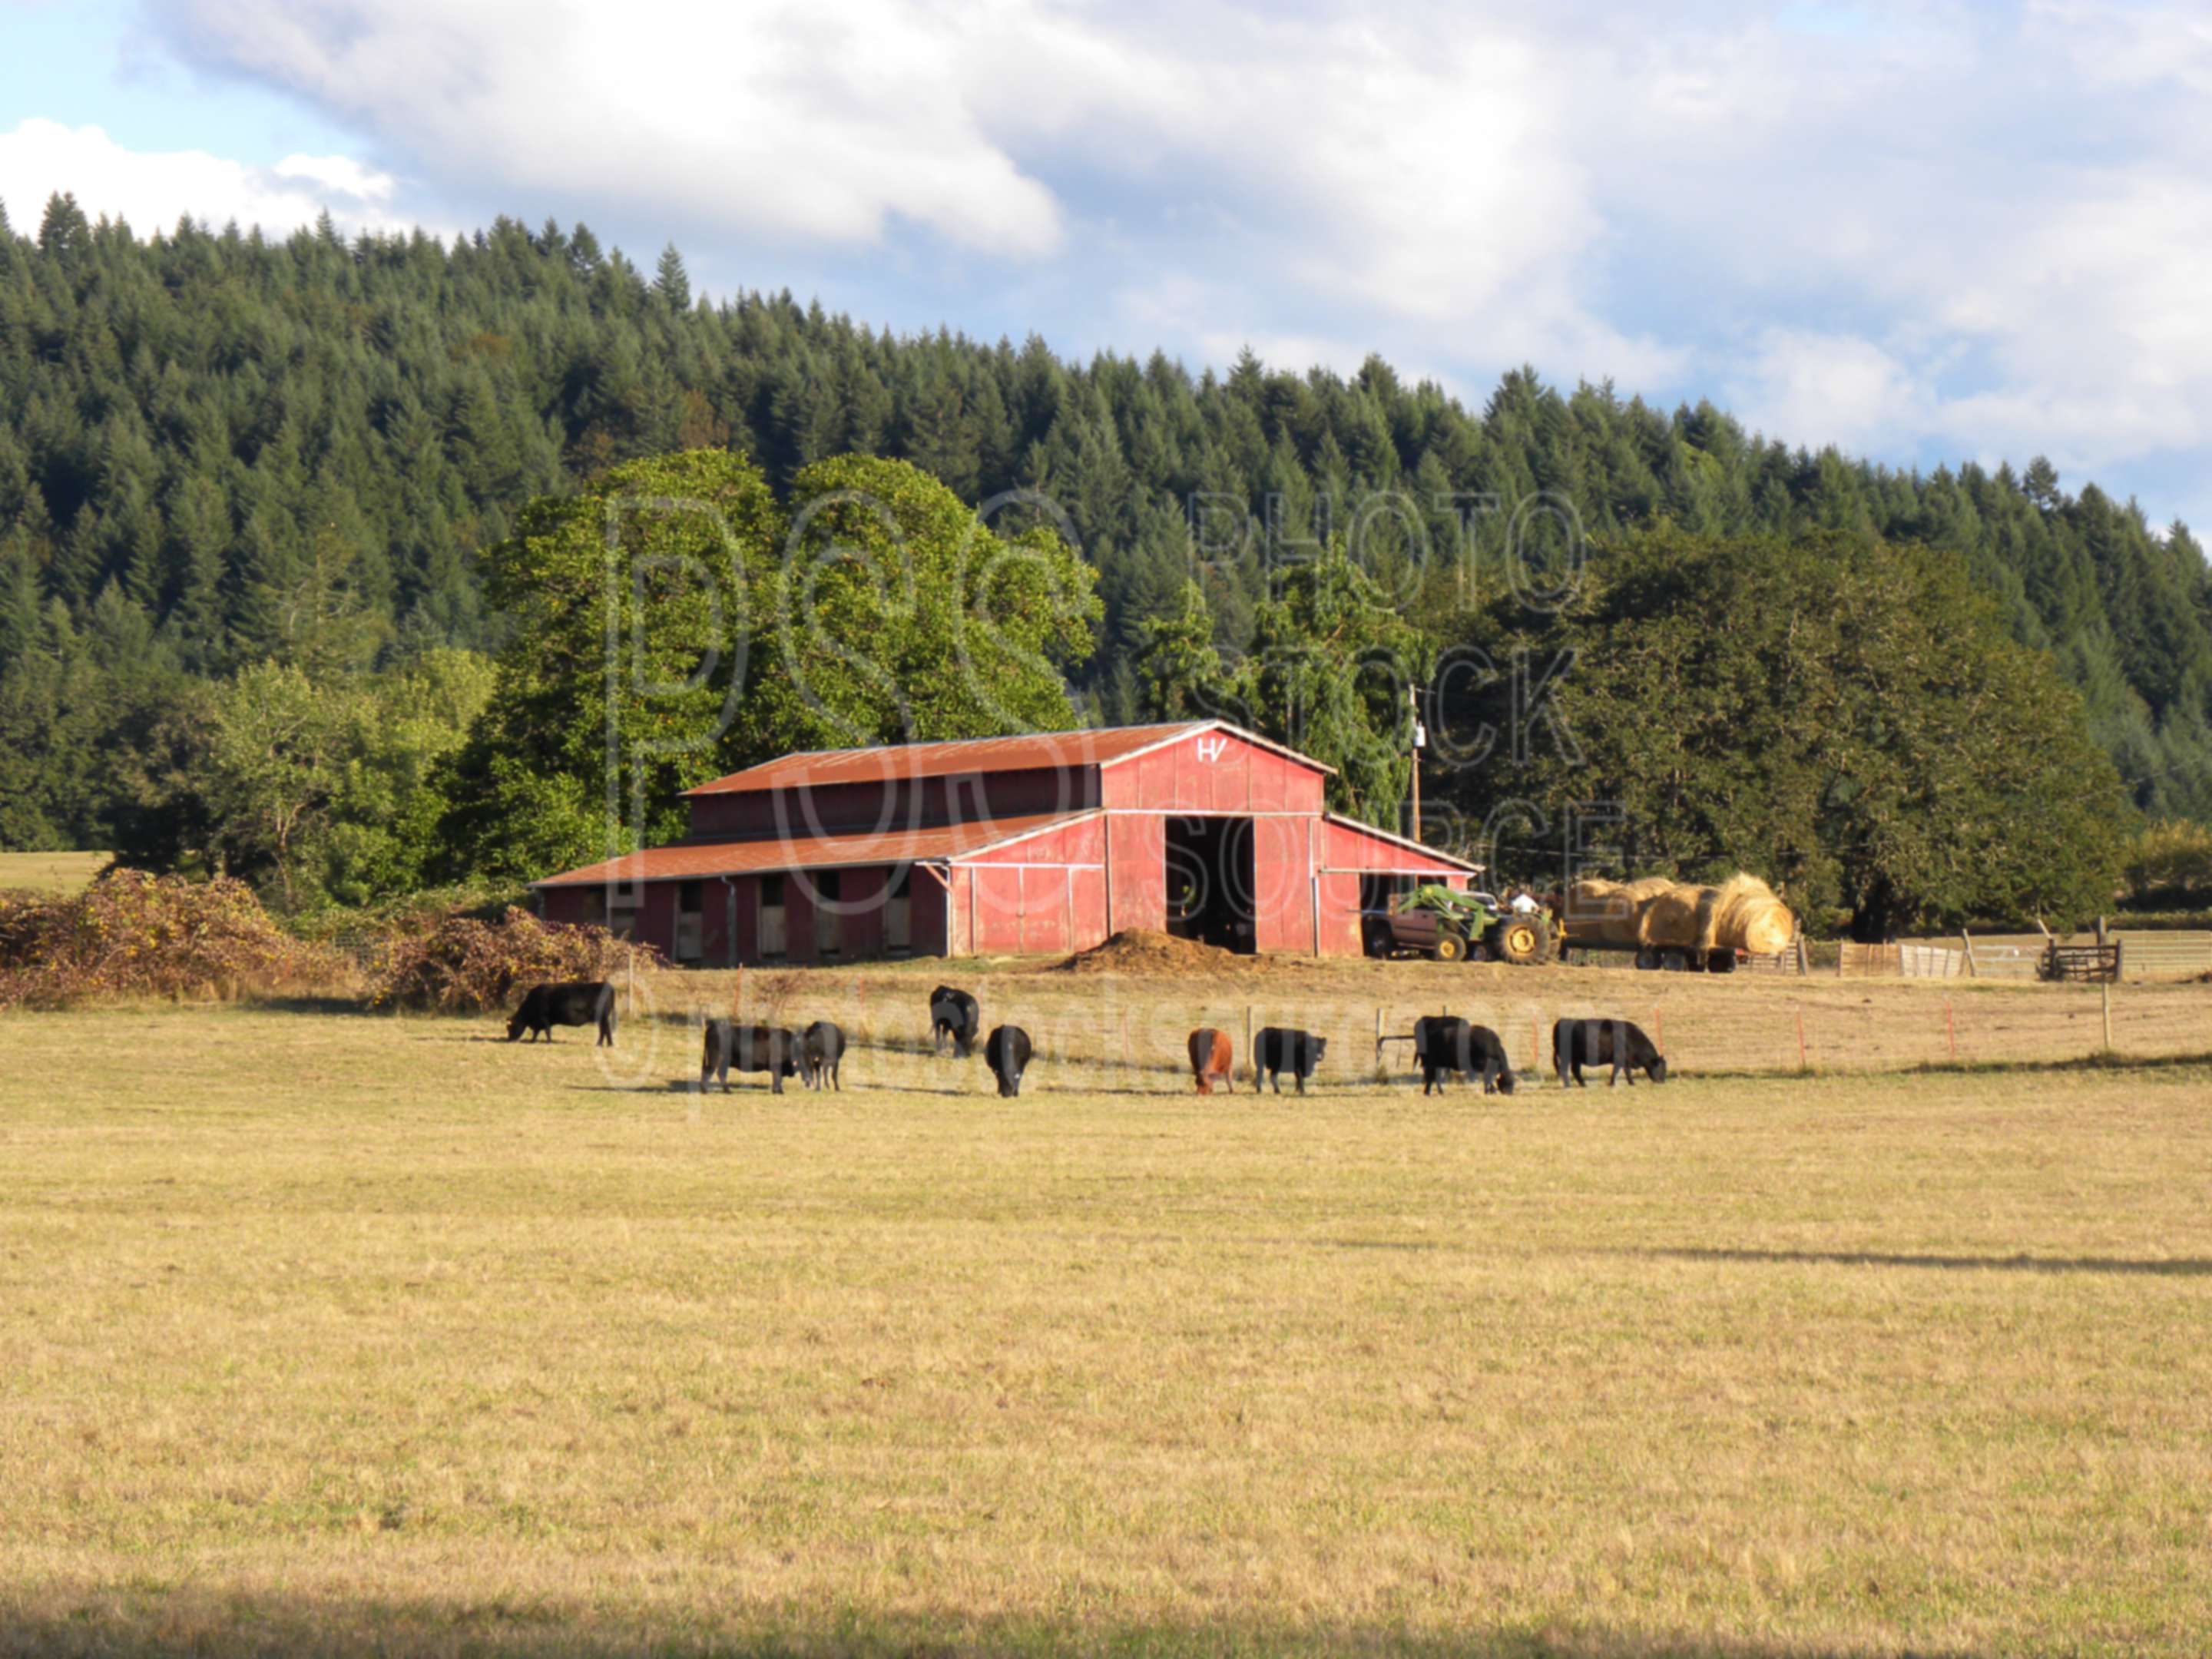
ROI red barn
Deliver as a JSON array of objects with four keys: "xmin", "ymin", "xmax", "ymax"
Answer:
[{"xmin": 531, "ymin": 721, "xmax": 1479, "ymax": 964}]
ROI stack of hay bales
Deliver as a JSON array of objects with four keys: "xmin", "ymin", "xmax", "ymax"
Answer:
[
  {"xmin": 1566, "ymin": 873, "xmax": 1796, "ymax": 955},
  {"xmin": 1562, "ymin": 875, "xmax": 1676, "ymax": 949}
]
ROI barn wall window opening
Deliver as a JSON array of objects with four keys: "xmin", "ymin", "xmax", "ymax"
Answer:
[
  {"xmin": 675, "ymin": 880, "xmax": 704, "ymax": 962},
  {"xmin": 759, "ymin": 873, "xmax": 787, "ymax": 959}
]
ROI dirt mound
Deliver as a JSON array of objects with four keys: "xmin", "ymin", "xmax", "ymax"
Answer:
[{"xmin": 1058, "ymin": 928, "xmax": 1257, "ymax": 975}]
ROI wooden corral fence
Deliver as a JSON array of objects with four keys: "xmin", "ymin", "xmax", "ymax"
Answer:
[
  {"xmin": 1737, "ymin": 938, "xmax": 1811, "ymax": 975},
  {"xmin": 2041, "ymin": 941, "xmax": 2122, "ymax": 983}
]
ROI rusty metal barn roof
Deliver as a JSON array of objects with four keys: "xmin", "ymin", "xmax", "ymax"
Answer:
[
  {"xmin": 681, "ymin": 720, "xmax": 1332, "ymax": 796},
  {"xmin": 531, "ymin": 812, "xmax": 1091, "ymax": 889}
]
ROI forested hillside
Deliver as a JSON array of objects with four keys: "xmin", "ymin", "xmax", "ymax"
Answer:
[{"xmin": 4, "ymin": 194, "xmax": 2210, "ymax": 867}]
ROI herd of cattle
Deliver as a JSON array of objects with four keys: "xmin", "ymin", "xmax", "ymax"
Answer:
[{"xmin": 505, "ymin": 979, "xmax": 1673, "ymax": 1093}]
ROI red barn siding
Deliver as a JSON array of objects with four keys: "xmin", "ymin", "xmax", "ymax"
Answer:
[
  {"xmin": 836, "ymin": 866, "xmax": 891, "ymax": 960},
  {"xmin": 1098, "ymin": 728, "xmax": 1326, "ymax": 816},
  {"xmin": 957, "ymin": 816, "xmax": 1109, "ymax": 956},
  {"xmin": 637, "ymin": 882, "xmax": 678, "ymax": 960},
  {"xmin": 1321, "ymin": 820, "xmax": 1471, "ymax": 878},
  {"xmin": 1104, "ymin": 813, "xmax": 1167, "ymax": 934},
  {"xmin": 688, "ymin": 768, "xmax": 1096, "ymax": 839},
  {"xmin": 783, "ymin": 875, "xmax": 820, "ymax": 964},
  {"xmin": 700, "ymin": 878, "xmax": 730, "ymax": 965},
  {"xmin": 541, "ymin": 886, "xmax": 588, "ymax": 927},
  {"xmin": 730, "ymin": 875, "xmax": 760, "ymax": 962},
  {"xmin": 1316, "ymin": 870, "xmax": 1365, "ymax": 956},
  {"xmin": 1251, "ymin": 815, "xmax": 1316, "ymax": 952},
  {"xmin": 970, "ymin": 864, "xmax": 1078, "ymax": 955}
]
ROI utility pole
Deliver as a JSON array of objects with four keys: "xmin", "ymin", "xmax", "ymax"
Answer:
[{"xmin": 1407, "ymin": 682, "xmax": 1426, "ymax": 841}]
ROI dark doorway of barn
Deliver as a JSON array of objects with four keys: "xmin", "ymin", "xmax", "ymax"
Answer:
[{"xmin": 1164, "ymin": 816, "xmax": 1256, "ymax": 952}]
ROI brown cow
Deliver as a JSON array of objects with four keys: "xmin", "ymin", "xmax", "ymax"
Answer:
[{"xmin": 1188, "ymin": 1027, "xmax": 1233, "ymax": 1094}]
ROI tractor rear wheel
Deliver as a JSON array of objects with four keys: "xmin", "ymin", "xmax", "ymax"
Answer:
[{"xmin": 1488, "ymin": 914, "xmax": 1551, "ymax": 966}]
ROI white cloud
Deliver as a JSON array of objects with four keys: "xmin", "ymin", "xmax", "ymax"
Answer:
[
  {"xmin": 1727, "ymin": 329, "xmax": 1928, "ymax": 455},
  {"xmin": 68, "ymin": 0, "xmax": 2212, "ymax": 528},
  {"xmin": 154, "ymin": 0, "xmax": 1067, "ymax": 257},
  {"xmin": 146, "ymin": 1, "xmax": 1691, "ymax": 382},
  {"xmin": 0, "ymin": 117, "xmax": 412, "ymax": 237}
]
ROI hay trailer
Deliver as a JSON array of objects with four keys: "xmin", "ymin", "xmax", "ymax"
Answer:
[
  {"xmin": 1559, "ymin": 873, "xmax": 1799, "ymax": 974},
  {"xmin": 1562, "ymin": 934, "xmax": 1743, "ymax": 974}
]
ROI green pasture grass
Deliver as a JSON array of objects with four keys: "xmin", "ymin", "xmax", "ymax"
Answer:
[{"xmin": 0, "ymin": 849, "xmax": 111, "ymax": 896}]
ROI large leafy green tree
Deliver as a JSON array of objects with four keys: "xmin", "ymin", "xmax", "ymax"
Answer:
[
  {"xmin": 1136, "ymin": 539, "xmax": 1427, "ymax": 827},
  {"xmin": 1446, "ymin": 528, "xmax": 2129, "ymax": 936},
  {"xmin": 434, "ymin": 449, "xmax": 781, "ymax": 882},
  {"xmin": 730, "ymin": 453, "xmax": 1101, "ymax": 759},
  {"xmin": 438, "ymin": 450, "xmax": 1099, "ymax": 882}
]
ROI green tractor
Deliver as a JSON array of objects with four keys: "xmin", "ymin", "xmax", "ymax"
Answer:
[{"xmin": 1362, "ymin": 884, "xmax": 1555, "ymax": 965}]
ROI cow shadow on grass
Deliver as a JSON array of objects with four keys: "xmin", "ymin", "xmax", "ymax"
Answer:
[
  {"xmin": 253, "ymin": 994, "xmax": 379, "ymax": 1017},
  {"xmin": 0, "ymin": 1593, "xmax": 1991, "ymax": 1658},
  {"xmin": 1635, "ymin": 1246, "xmax": 2212, "ymax": 1277},
  {"xmin": 561, "ymin": 1080, "xmax": 986, "ymax": 1098}
]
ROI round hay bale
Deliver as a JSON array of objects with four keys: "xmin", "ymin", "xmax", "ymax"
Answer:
[
  {"xmin": 1638, "ymin": 883, "xmax": 1715, "ymax": 950},
  {"xmin": 1710, "ymin": 873, "xmax": 1796, "ymax": 955},
  {"xmin": 1565, "ymin": 878, "xmax": 1646, "ymax": 949}
]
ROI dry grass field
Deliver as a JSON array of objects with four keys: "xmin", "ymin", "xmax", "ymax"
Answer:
[
  {"xmin": 4, "ymin": 959, "xmax": 2211, "ymax": 1656},
  {"xmin": 0, "ymin": 850, "xmax": 111, "ymax": 896}
]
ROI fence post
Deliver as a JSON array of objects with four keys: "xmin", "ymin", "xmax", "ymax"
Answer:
[{"xmin": 2101, "ymin": 980, "xmax": 2114, "ymax": 1055}]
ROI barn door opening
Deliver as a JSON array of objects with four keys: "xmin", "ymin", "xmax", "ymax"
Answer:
[{"xmin": 1164, "ymin": 816, "xmax": 1255, "ymax": 953}]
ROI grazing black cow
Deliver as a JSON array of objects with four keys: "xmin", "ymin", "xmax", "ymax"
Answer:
[
  {"xmin": 982, "ymin": 1025, "xmax": 1032, "ymax": 1098},
  {"xmin": 1412, "ymin": 1015, "xmax": 1516, "ymax": 1095},
  {"xmin": 1255, "ymin": 1026, "xmax": 1326, "ymax": 1094},
  {"xmin": 508, "ymin": 981, "xmax": 617, "ymax": 1046},
  {"xmin": 930, "ymin": 985, "xmax": 980, "ymax": 1057},
  {"xmin": 1552, "ymin": 1018, "xmax": 1668, "ymax": 1088},
  {"xmin": 801, "ymin": 1020, "xmax": 846, "ymax": 1091},
  {"xmin": 702, "ymin": 1021, "xmax": 801, "ymax": 1094}
]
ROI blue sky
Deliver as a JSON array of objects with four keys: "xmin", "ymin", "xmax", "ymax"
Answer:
[{"xmin": 4, "ymin": 0, "xmax": 2209, "ymax": 533}]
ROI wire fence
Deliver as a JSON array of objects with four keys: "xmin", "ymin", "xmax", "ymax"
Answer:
[{"xmin": 627, "ymin": 967, "xmax": 2208, "ymax": 1093}]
